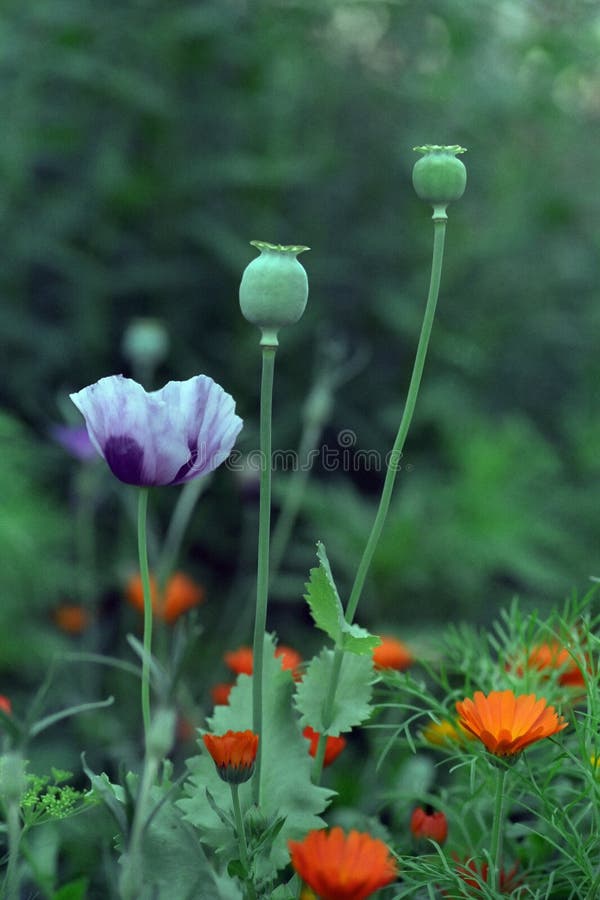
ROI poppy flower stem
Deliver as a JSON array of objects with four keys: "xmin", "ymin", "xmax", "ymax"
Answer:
[
  {"xmin": 345, "ymin": 218, "xmax": 447, "ymax": 625},
  {"xmin": 230, "ymin": 783, "xmax": 256, "ymax": 899},
  {"xmin": 490, "ymin": 765, "xmax": 509, "ymax": 891},
  {"xmin": 137, "ymin": 486, "xmax": 153, "ymax": 738},
  {"xmin": 312, "ymin": 220, "xmax": 447, "ymax": 785},
  {"xmin": 252, "ymin": 345, "xmax": 277, "ymax": 805}
]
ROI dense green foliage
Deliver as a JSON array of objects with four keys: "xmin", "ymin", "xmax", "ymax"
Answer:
[{"xmin": 0, "ymin": 0, "xmax": 598, "ymax": 688}]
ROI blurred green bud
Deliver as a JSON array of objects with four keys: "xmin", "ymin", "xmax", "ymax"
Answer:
[
  {"xmin": 303, "ymin": 383, "xmax": 333, "ymax": 428},
  {"xmin": 122, "ymin": 318, "xmax": 169, "ymax": 370},
  {"xmin": 245, "ymin": 804, "xmax": 269, "ymax": 839},
  {"xmin": 239, "ymin": 241, "xmax": 309, "ymax": 347},
  {"xmin": 412, "ymin": 145, "xmax": 467, "ymax": 213},
  {"xmin": 146, "ymin": 708, "xmax": 176, "ymax": 760}
]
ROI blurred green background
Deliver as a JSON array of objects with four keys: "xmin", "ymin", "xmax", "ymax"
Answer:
[{"xmin": 1, "ymin": 0, "xmax": 599, "ymax": 678}]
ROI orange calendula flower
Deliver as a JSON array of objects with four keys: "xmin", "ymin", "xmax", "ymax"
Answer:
[
  {"xmin": 372, "ymin": 635, "xmax": 413, "ymax": 671},
  {"xmin": 455, "ymin": 690, "xmax": 567, "ymax": 756},
  {"xmin": 288, "ymin": 827, "xmax": 398, "ymax": 900},
  {"xmin": 0, "ymin": 695, "xmax": 12, "ymax": 715},
  {"xmin": 303, "ymin": 726, "xmax": 347, "ymax": 767},
  {"xmin": 224, "ymin": 644, "xmax": 302, "ymax": 677},
  {"xmin": 202, "ymin": 730, "xmax": 259, "ymax": 784},
  {"xmin": 53, "ymin": 603, "xmax": 90, "ymax": 635},
  {"xmin": 523, "ymin": 641, "xmax": 585, "ymax": 688},
  {"xmin": 126, "ymin": 571, "xmax": 204, "ymax": 624}
]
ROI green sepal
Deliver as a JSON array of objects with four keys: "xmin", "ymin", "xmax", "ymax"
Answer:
[
  {"xmin": 294, "ymin": 648, "xmax": 376, "ymax": 736},
  {"xmin": 305, "ymin": 543, "xmax": 380, "ymax": 655}
]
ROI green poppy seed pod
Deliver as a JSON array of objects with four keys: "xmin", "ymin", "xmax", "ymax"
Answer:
[
  {"xmin": 413, "ymin": 145, "xmax": 467, "ymax": 217},
  {"xmin": 239, "ymin": 241, "xmax": 309, "ymax": 347}
]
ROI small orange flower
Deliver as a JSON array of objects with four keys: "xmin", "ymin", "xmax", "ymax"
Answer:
[
  {"xmin": 455, "ymin": 690, "xmax": 567, "ymax": 756},
  {"xmin": 523, "ymin": 641, "xmax": 585, "ymax": 688},
  {"xmin": 410, "ymin": 806, "xmax": 448, "ymax": 844},
  {"xmin": 275, "ymin": 644, "xmax": 303, "ymax": 679},
  {"xmin": 303, "ymin": 726, "xmax": 347, "ymax": 767},
  {"xmin": 224, "ymin": 646, "xmax": 254, "ymax": 675},
  {"xmin": 224, "ymin": 644, "xmax": 302, "ymax": 677},
  {"xmin": 202, "ymin": 730, "xmax": 259, "ymax": 784},
  {"xmin": 0, "ymin": 695, "xmax": 12, "ymax": 715},
  {"xmin": 289, "ymin": 827, "xmax": 398, "ymax": 900},
  {"xmin": 126, "ymin": 571, "xmax": 204, "ymax": 624},
  {"xmin": 211, "ymin": 683, "xmax": 233, "ymax": 705},
  {"xmin": 53, "ymin": 604, "xmax": 90, "ymax": 635},
  {"xmin": 372, "ymin": 635, "xmax": 413, "ymax": 671}
]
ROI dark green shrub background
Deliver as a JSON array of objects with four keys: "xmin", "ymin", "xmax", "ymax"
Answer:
[{"xmin": 1, "ymin": 0, "xmax": 599, "ymax": 664}]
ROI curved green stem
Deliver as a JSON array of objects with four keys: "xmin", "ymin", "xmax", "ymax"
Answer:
[
  {"xmin": 137, "ymin": 487, "xmax": 153, "ymax": 738},
  {"xmin": 490, "ymin": 765, "xmax": 508, "ymax": 891},
  {"xmin": 345, "ymin": 218, "xmax": 446, "ymax": 623},
  {"xmin": 252, "ymin": 346, "xmax": 276, "ymax": 805},
  {"xmin": 312, "ymin": 219, "xmax": 447, "ymax": 784}
]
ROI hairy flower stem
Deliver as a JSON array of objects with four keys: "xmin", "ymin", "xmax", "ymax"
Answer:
[
  {"xmin": 119, "ymin": 752, "xmax": 159, "ymax": 900},
  {"xmin": 5, "ymin": 801, "xmax": 21, "ymax": 900},
  {"xmin": 313, "ymin": 218, "xmax": 448, "ymax": 783},
  {"xmin": 490, "ymin": 765, "xmax": 508, "ymax": 891},
  {"xmin": 230, "ymin": 783, "xmax": 257, "ymax": 900},
  {"xmin": 137, "ymin": 487, "xmax": 153, "ymax": 739},
  {"xmin": 252, "ymin": 345, "xmax": 277, "ymax": 805}
]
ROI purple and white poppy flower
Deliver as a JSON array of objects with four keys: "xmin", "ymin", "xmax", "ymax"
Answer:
[{"xmin": 70, "ymin": 374, "xmax": 243, "ymax": 487}]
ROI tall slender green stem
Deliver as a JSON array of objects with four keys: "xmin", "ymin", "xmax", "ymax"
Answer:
[
  {"xmin": 312, "ymin": 218, "xmax": 447, "ymax": 784},
  {"xmin": 137, "ymin": 487, "xmax": 153, "ymax": 738},
  {"xmin": 156, "ymin": 477, "xmax": 208, "ymax": 592},
  {"xmin": 270, "ymin": 416, "xmax": 322, "ymax": 579},
  {"xmin": 345, "ymin": 218, "xmax": 446, "ymax": 623},
  {"xmin": 490, "ymin": 765, "xmax": 508, "ymax": 891},
  {"xmin": 230, "ymin": 783, "xmax": 256, "ymax": 900},
  {"xmin": 252, "ymin": 346, "xmax": 276, "ymax": 805}
]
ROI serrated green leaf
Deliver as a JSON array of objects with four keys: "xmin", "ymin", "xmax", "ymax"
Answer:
[
  {"xmin": 340, "ymin": 622, "xmax": 382, "ymax": 656},
  {"xmin": 304, "ymin": 542, "xmax": 344, "ymax": 644},
  {"xmin": 134, "ymin": 788, "xmax": 221, "ymax": 899},
  {"xmin": 294, "ymin": 648, "xmax": 376, "ymax": 735},
  {"xmin": 179, "ymin": 634, "xmax": 333, "ymax": 875}
]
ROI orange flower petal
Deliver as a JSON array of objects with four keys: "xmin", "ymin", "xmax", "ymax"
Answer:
[
  {"xmin": 456, "ymin": 690, "xmax": 567, "ymax": 757},
  {"xmin": 289, "ymin": 828, "xmax": 397, "ymax": 900}
]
